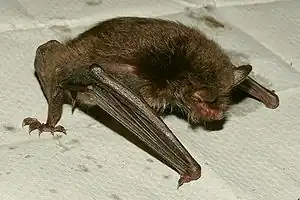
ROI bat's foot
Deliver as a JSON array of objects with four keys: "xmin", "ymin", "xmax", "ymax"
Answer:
[{"xmin": 22, "ymin": 117, "xmax": 66, "ymax": 136}]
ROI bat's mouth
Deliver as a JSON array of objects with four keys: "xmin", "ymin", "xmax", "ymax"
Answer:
[{"xmin": 194, "ymin": 102, "xmax": 224, "ymax": 121}]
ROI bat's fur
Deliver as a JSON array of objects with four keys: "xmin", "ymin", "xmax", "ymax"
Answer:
[
  {"xmin": 36, "ymin": 17, "xmax": 250, "ymax": 126},
  {"xmin": 69, "ymin": 17, "xmax": 238, "ymax": 122}
]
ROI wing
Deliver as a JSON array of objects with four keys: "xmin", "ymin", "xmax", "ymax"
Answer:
[
  {"xmin": 59, "ymin": 64, "xmax": 201, "ymax": 188},
  {"xmin": 238, "ymin": 76, "xmax": 280, "ymax": 109}
]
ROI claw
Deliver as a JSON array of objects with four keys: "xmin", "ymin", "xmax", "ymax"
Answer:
[{"xmin": 177, "ymin": 176, "xmax": 186, "ymax": 189}]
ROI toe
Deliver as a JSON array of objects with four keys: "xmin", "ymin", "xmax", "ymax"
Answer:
[
  {"xmin": 54, "ymin": 125, "xmax": 67, "ymax": 135},
  {"xmin": 22, "ymin": 117, "xmax": 42, "ymax": 134},
  {"xmin": 28, "ymin": 122, "xmax": 42, "ymax": 134},
  {"xmin": 22, "ymin": 117, "xmax": 39, "ymax": 127}
]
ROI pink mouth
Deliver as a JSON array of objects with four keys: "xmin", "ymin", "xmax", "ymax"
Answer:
[{"xmin": 195, "ymin": 102, "xmax": 224, "ymax": 120}]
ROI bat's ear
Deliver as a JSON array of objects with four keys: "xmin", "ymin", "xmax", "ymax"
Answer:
[
  {"xmin": 232, "ymin": 64, "xmax": 252, "ymax": 87},
  {"xmin": 193, "ymin": 86, "xmax": 219, "ymax": 103}
]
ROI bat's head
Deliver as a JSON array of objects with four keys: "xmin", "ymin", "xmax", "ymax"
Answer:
[{"xmin": 181, "ymin": 64, "xmax": 252, "ymax": 122}]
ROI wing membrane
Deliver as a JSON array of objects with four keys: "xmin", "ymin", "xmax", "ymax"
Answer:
[{"xmin": 60, "ymin": 64, "xmax": 201, "ymax": 187}]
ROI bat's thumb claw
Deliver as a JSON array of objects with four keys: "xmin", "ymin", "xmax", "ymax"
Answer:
[
  {"xmin": 177, "ymin": 176, "xmax": 190, "ymax": 189},
  {"xmin": 177, "ymin": 179, "xmax": 184, "ymax": 189},
  {"xmin": 177, "ymin": 165, "xmax": 202, "ymax": 189}
]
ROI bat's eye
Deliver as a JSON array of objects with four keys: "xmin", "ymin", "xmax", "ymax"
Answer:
[
  {"xmin": 207, "ymin": 97, "xmax": 218, "ymax": 104},
  {"xmin": 192, "ymin": 87, "xmax": 218, "ymax": 103}
]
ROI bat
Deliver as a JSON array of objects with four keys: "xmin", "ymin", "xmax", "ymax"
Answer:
[{"xmin": 22, "ymin": 17, "xmax": 279, "ymax": 188}]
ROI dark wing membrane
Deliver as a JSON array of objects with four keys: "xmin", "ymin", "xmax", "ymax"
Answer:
[
  {"xmin": 60, "ymin": 64, "xmax": 201, "ymax": 187},
  {"xmin": 238, "ymin": 76, "xmax": 279, "ymax": 109}
]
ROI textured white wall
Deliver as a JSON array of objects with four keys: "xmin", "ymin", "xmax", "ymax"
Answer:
[
  {"xmin": 216, "ymin": 0, "xmax": 286, "ymax": 6},
  {"xmin": 179, "ymin": 0, "xmax": 287, "ymax": 7},
  {"xmin": 0, "ymin": 1, "xmax": 299, "ymax": 200}
]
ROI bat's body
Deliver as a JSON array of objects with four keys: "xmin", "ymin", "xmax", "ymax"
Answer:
[{"xmin": 22, "ymin": 17, "xmax": 279, "ymax": 187}]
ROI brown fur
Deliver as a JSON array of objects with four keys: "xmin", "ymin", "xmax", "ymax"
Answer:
[
  {"xmin": 60, "ymin": 17, "xmax": 247, "ymax": 122},
  {"xmin": 26, "ymin": 16, "xmax": 252, "ymax": 133}
]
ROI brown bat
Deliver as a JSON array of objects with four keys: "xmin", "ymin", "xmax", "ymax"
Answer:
[{"xmin": 22, "ymin": 17, "xmax": 279, "ymax": 188}]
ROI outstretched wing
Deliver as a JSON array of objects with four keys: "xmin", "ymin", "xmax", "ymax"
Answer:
[
  {"xmin": 238, "ymin": 76, "xmax": 280, "ymax": 109},
  {"xmin": 60, "ymin": 64, "xmax": 201, "ymax": 188}
]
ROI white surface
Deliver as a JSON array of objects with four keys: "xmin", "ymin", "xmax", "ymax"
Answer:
[{"xmin": 0, "ymin": 0, "xmax": 299, "ymax": 200}]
